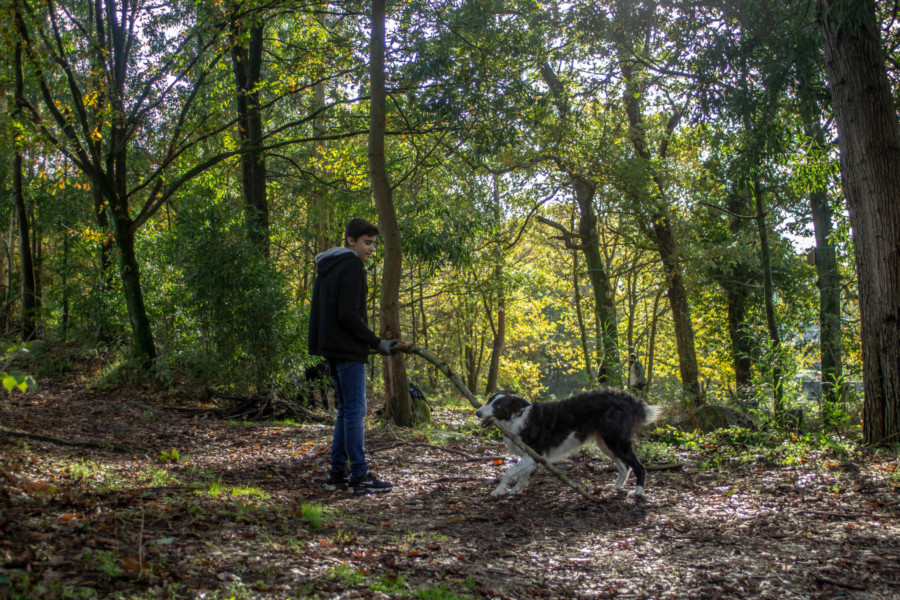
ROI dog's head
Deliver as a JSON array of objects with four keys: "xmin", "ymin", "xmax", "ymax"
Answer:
[{"xmin": 475, "ymin": 392, "xmax": 531, "ymax": 425}]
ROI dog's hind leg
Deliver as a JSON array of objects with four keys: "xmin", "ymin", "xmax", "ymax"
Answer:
[
  {"xmin": 607, "ymin": 439, "xmax": 647, "ymax": 497},
  {"xmin": 595, "ymin": 438, "xmax": 631, "ymax": 491}
]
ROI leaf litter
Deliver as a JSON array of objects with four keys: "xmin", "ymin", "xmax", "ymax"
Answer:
[{"xmin": 1, "ymin": 377, "xmax": 898, "ymax": 599}]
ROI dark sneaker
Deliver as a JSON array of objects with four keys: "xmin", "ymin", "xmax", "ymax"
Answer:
[
  {"xmin": 350, "ymin": 471, "xmax": 393, "ymax": 494},
  {"xmin": 324, "ymin": 472, "xmax": 349, "ymax": 491}
]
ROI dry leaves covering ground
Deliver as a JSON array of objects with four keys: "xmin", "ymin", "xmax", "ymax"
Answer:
[{"xmin": 1, "ymin": 377, "xmax": 899, "ymax": 599}]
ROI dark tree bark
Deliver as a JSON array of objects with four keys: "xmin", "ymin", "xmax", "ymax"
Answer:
[
  {"xmin": 572, "ymin": 250, "xmax": 594, "ymax": 386},
  {"xmin": 618, "ymin": 52, "xmax": 701, "ymax": 403},
  {"xmin": 803, "ymin": 116, "xmax": 844, "ymax": 406},
  {"xmin": 818, "ymin": 0, "xmax": 900, "ymax": 446},
  {"xmin": 754, "ymin": 182, "xmax": 784, "ymax": 414},
  {"xmin": 484, "ymin": 266, "xmax": 506, "ymax": 394},
  {"xmin": 369, "ymin": 0, "xmax": 419, "ymax": 425},
  {"xmin": 726, "ymin": 284, "xmax": 753, "ymax": 396},
  {"xmin": 485, "ymin": 177, "xmax": 506, "ymax": 394},
  {"xmin": 718, "ymin": 188, "xmax": 756, "ymax": 399},
  {"xmin": 230, "ymin": 6, "xmax": 269, "ymax": 257},
  {"xmin": 539, "ymin": 63, "xmax": 621, "ymax": 385},
  {"xmin": 12, "ymin": 11, "xmax": 37, "ymax": 341},
  {"xmin": 572, "ymin": 176, "xmax": 621, "ymax": 385}
]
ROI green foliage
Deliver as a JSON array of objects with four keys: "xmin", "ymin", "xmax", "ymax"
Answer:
[
  {"xmin": 156, "ymin": 449, "xmax": 183, "ymax": 464},
  {"xmin": 155, "ymin": 203, "xmax": 299, "ymax": 391},
  {"xmin": 1, "ymin": 371, "xmax": 36, "ymax": 394},
  {"xmin": 370, "ymin": 574, "xmax": 407, "ymax": 595},
  {"xmin": 416, "ymin": 584, "xmax": 471, "ymax": 600},
  {"xmin": 327, "ymin": 563, "xmax": 366, "ymax": 586},
  {"xmin": 299, "ymin": 502, "xmax": 329, "ymax": 531}
]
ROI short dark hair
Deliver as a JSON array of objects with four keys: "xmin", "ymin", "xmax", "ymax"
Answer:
[{"xmin": 344, "ymin": 218, "xmax": 379, "ymax": 242}]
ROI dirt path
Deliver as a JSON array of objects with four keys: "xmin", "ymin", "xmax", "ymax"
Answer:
[{"xmin": 2, "ymin": 378, "xmax": 899, "ymax": 599}]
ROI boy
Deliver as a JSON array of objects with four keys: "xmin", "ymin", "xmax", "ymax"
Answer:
[{"xmin": 308, "ymin": 218, "xmax": 398, "ymax": 493}]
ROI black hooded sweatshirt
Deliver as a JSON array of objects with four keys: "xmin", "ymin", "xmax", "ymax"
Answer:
[{"xmin": 308, "ymin": 247, "xmax": 381, "ymax": 362}]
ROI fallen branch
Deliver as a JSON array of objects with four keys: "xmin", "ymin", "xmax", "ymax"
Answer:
[
  {"xmin": 205, "ymin": 389, "xmax": 328, "ymax": 423},
  {"xmin": 0, "ymin": 426, "xmax": 137, "ymax": 453},
  {"xmin": 394, "ymin": 343, "xmax": 607, "ymax": 506}
]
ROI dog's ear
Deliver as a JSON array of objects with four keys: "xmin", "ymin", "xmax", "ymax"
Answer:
[{"xmin": 492, "ymin": 394, "xmax": 530, "ymax": 420}]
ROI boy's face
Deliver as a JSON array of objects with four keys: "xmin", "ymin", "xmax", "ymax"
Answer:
[{"xmin": 346, "ymin": 234, "xmax": 377, "ymax": 262}]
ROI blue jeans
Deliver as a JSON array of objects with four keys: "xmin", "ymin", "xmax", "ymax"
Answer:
[{"xmin": 330, "ymin": 360, "xmax": 368, "ymax": 478}]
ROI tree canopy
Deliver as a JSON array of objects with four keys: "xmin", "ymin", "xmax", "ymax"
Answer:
[{"xmin": 2, "ymin": 0, "xmax": 898, "ymax": 443}]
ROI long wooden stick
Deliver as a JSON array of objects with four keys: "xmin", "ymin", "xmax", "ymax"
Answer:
[{"xmin": 394, "ymin": 343, "xmax": 607, "ymax": 506}]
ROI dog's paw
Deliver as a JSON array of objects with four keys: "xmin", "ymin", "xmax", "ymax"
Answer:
[
  {"xmin": 491, "ymin": 487, "xmax": 507, "ymax": 497},
  {"xmin": 627, "ymin": 486, "xmax": 645, "ymax": 498}
]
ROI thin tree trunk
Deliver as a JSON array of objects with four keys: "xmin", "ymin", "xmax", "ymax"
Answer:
[
  {"xmin": 726, "ymin": 285, "xmax": 753, "ymax": 397},
  {"xmin": 32, "ymin": 213, "xmax": 41, "ymax": 311},
  {"xmin": 113, "ymin": 215, "xmax": 156, "ymax": 369},
  {"xmin": 573, "ymin": 250, "xmax": 594, "ymax": 385},
  {"xmin": 92, "ymin": 186, "xmax": 114, "ymax": 286},
  {"xmin": 645, "ymin": 287, "xmax": 664, "ymax": 395},
  {"xmin": 539, "ymin": 63, "xmax": 619, "ymax": 385},
  {"xmin": 485, "ymin": 177, "xmax": 506, "ymax": 394},
  {"xmin": 754, "ymin": 182, "xmax": 784, "ymax": 414},
  {"xmin": 804, "ymin": 116, "xmax": 844, "ymax": 406},
  {"xmin": 818, "ymin": 0, "xmax": 900, "ymax": 446},
  {"xmin": 620, "ymin": 58, "xmax": 701, "ymax": 404},
  {"xmin": 61, "ymin": 229, "xmax": 69, "ymax": 342},
  {"xmin": 311, "ymin": 10, "xmax": 332, "ymax": 254},
  {"xmin": 369, "ymin": 0, "xmax": 417, "ymax": 424},
  {"xmin": 230, "ymin": 8, "xmax": 269, "ymax": 257},
  {"xmin": 13, "ymin": 27, "xmax": 37, "ymax": 341},
  {"xmin": 484, "ymin": 271, "xmax": 506, "ymax": 394},
  {"xmin": 572, "ymin": 176, "xmax": 621, "ymax": 385}
]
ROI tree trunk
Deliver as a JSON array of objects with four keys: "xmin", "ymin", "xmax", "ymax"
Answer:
[
  {"xmin": 652, "ymin": 214, "xmax": 702, "ymax": 403},
  {"xmin": 111, "ymin": 215, "xmax": 156, "ymax": 368},
  {"xmin": 92, "ymin": 186, "xmax": 114, "ymax": 286},
  {"xmin": 620, "ymin": 58, "xmax": 701, "ymax": 404},
  {"xmin": 61, "ymin": 229, "xmax": 69, "ymax": 342},
  {"xmin": 369, "ymin": 0, "xmax": 418, "ymax": 425},
  {"xmin": 818, "ymin": 0, "xmax": 900, "ymax": 446},
  {"xmin": 572, "ymin": 176, "xmax": 621, "ymax": 386},
  {"xmin": 645, "ymin": 287, "xmax": 663, "ymax": 394},
  {"xmin": 538, "ymin": 63, "xmax": 619, "ymax": 385},
  {"xmin": 13, "ymin": 24, "xmax": 37, "ymax": 341},
  {"xmin": 726, "ymin": 285, "xmax": 753, "ymax": 397},
  {"xmin": 311, "ymin": 11, "xmax": 332, "ymax": 254},
  {"xmin": 572, "ymin": 250, "xmax": 594, "ymax": 385},
  {"xmin": 230, "ymin": 9, "xmax": 269, "ymax": 257},
  {"xmin": 485, "ymin": 177, "xmax": 506, "ymax": 394},
  {"xmin": 12, "ymin": 152, "xmax": 36, "ymax": 341},
  {"xmin": 485, "ymin": 266, "xmax": 506, "ymax": 394},
  {"xmin": 754, "ymin": 182, "xmax": 784, "ymax": 414},
  {"xmin": 804, "ymin": 117, "xmax": 844, "ymax": 406}
]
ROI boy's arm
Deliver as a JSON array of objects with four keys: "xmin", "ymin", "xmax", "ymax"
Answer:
[{"xmin": 336, "ymin": 264, "xmax": 381, "ymax": 348}]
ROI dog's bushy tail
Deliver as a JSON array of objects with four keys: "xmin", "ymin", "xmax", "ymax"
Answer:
[{"xmin": 637, "ymin": 403, "xmax": 662, "ymax": 429}]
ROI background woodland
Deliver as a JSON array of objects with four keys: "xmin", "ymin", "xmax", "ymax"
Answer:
[{"xmin": 1, "ymin": 0, "xmax": 898, "ymax": 442}]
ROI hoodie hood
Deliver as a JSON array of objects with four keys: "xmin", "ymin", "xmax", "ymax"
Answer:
[{"xmin": 315, "ymin": 247, "xmax": 357, "ymax": 275}]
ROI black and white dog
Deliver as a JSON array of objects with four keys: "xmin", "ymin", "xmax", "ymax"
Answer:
[{"xmin": 475, "ymin": 389, "xmax": 660, "ymax": 497}]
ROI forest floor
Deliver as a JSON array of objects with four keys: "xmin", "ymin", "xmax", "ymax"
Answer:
[{"xmin": 1, "ymin": 375, "xmax": 900, "ymax": 600}]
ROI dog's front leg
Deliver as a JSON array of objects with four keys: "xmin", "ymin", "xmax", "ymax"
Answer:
[
  {"xmin": 492, "ymin": 457, "xmax": 534, "ymax": 496},
  {"xmin": 505, "ymin": 458, "xmax": 537, "ymax": 494}
]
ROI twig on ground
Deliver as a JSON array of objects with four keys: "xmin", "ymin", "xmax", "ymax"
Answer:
[
  {"xmin": 0, "ymin": 426, "xmax": 138, "ymax": 453},
  {"xmin": 813, "ymin": 574, "xmax": 868, "ymax": 591}
]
